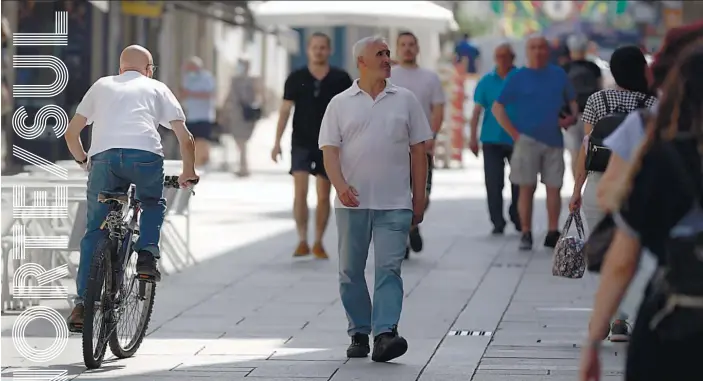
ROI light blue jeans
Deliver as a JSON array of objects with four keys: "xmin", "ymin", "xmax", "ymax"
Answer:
[
  {"xmin": 75, "ymin": 149, "xmax": 166, "ymax": 305},
  {"xmin": 335, "ymin": 208, "xmax": 412, "ymax": 337}
]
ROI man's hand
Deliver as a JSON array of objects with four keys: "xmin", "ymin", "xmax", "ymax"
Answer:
[
  {"xmin": 337, "ymin": 184, "xmax": 360, "ymax": 208},
  {"xmin": 178, "ymin": 171, "xmax": 200, "ymax": 188},
  {"xmin": 559, "ymin": 115, "xmax": 576, "ymax": 129},
  {"xmin": 271, "ymin": 144, "xmax": 282, "ymax": 163},
  {"xmin": 412, "ymin": 201, "xmax": 424, "ymax": 226},
  {"xmin": 79, "ymin": 160, "xmax": 89, "ymax": 172},
  {"xmin": 468, "ymin": 136, "xmax": 479, "ymax": 157},
  {"xmin": 425, "ymin": 139, "xmax": 435, "ymax": 156}
]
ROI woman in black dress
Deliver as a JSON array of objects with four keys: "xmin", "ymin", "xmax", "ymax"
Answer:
[{"xmin": 579, "ymin": 41, "xmax": 703, "ymax": 381}]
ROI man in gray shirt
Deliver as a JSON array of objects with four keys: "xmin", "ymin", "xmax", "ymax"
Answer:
[{"xmin": 390, "ymin": 31, "xmax": 445, "ymax": 257}]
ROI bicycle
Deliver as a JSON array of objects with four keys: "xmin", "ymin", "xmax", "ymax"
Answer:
[{"xmin": 80, "ymin": 175, "xmax": 198, "ymax": 369}]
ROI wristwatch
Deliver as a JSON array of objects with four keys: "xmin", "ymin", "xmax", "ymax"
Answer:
[{"xmin": 75, "ymin": 157, "xmax": 88, "ymax": 165}]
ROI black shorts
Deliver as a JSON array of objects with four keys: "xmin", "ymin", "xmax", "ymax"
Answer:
[
  {"xmin": 410, "ymin": 154, "xmax": 434, "ymax": 195},
  {"xmin": 189, "ymin": 121, "xmax": 214, "ymax": 141},
  {"xmin": 290, "ymin": 145, "xmax": 328, "ymax": 178}
]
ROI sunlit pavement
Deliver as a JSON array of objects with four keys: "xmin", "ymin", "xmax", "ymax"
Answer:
[{"xmin": 1, "ymin": 117, "xmax": 626, "ymax": 380}]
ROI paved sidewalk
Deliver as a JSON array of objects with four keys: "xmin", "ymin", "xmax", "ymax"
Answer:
[{"xmin": 1, "ymin": 119, "xmax": 627, "ymax": 380}]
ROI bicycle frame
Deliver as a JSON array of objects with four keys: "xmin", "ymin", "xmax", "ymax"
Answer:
[{"xmin": 101, "ymin": 184, "xmax": 141, "ymax": 296}]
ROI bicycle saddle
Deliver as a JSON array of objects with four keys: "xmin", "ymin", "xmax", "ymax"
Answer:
[{"xmin": 97, "ymin": 191, "xmax": 129, "ymax": 204}]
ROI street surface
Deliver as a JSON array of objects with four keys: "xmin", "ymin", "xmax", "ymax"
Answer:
[{"xmin": 1, "ymin": 116, "xmax": 626, "ymax": 380}]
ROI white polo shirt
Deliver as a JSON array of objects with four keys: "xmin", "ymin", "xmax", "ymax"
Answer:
[
  {"xmin": 76, "ymin": 71, "xmax": 186, "ymax": 157},
  {"xmin": 318, "ymin": 80, "xmax": 432, "ymax": 210}
]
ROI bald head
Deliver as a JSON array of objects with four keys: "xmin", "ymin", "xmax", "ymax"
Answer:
[{"xmin": 119, "ymin": 45, "xmax": 154, "ymax": 77}]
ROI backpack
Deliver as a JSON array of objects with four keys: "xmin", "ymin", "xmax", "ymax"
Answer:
[
  {"xmin": 585, "ymin": 92, "xmax": 652, "ymax": 172},
  {"xmin": 568, "ymin": 63, "xmax": 600, "ymax": 111}
]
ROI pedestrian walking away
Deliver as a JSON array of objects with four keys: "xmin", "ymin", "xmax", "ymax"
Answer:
[
  {"xmin": 63, "ymin": 45, "xmax": 198, "ymax": 332},
  {"xmin": 180, "ymin": 56, "xmax": 216, "ymax": 170},
  {"xmin": 272, "ymin": 32, "xmax": 353, "ymax": 259},
  {"xmin": 561, "ymin": 34, "xmax": 603, "ymax": 178},
  {"xmin": 492, "ymin": 35, "xmax": 579, "ymax": 251},
  {"xmin": 319, "ymin": 36, "xmax": 432, "ymax": 362},
  {"xmin": 469, "ymin": 43, "xmax": 520, "ymax": 235},
  {"xmin": 390, "ymin": 31, "xmax": 445, "ymax": 255},
  {"xmin": 568, "ymin": 45, "xmax": 657, "ymax": 343}
]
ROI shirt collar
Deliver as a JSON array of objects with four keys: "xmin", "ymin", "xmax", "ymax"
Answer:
[
  {"xmin": 491, "ymin": 66, "xmax": 515, "ymax": 79},
  {"xmin": 348, "ymin": 79, "xmax": 398, "ymax": 97}
]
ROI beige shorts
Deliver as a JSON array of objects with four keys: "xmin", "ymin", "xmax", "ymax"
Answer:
[{"xmin": 509, "ymin": 135, "xmax": 565, "ymax": 189}]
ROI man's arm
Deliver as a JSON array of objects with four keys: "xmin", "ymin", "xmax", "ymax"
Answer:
[
  {"xmin": 469, "ymin": 104, "xmax": 483, "ymax": 141},
  {"xmin": 169, "ymin": 120, "xmax": 196, "ymax": 174},
  {"xmin": 274, "ymin": 74, "xmax": 297, "ymax": 148},
  {"xmin": 65, "ymin": 114, "xmax": 89, "ymax": 163},
  {"xmin": 429, "ymin": 74, "xmax": 446, "ymax": 134},
  {"xmin": 65, "ymin": 82, "xmax": 98, "ymax": 163},
  {"xmin": 492, "ymin": 72, "xmax": 520, "ymax": 140},
  {"xmin": 407, "ymin": 92, "xmax": 433, "ymax": 219},
  {"xmin": 186, "ymin": 74, "xmax": 216, "ymax": 99},
  {"xmin": 318, "ymin": 99, "xmax": 348, "ymax": 192}
]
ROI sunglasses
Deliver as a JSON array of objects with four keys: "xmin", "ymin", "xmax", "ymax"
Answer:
[{"xmin": 314, "ymin": 80, "xmax": 321, "ymax": 97}]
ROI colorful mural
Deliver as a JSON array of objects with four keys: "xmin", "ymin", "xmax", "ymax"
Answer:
[{"xmin": 490, "ymin": 1, "xmax": 632, "ymax": 38}]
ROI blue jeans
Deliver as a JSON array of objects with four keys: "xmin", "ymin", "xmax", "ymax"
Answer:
[
  {"xmin": 75, "ymin": 149, "xmax": 166, "ymax": 305},
  {"xmin": 335, "ymin": 208, "xmax": 412, "ymax": 337}
]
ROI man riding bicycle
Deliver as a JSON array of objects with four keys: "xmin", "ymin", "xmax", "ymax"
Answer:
[{"xmin": 64, "ymin": 45, "xmax": 198, "ymax": 331}]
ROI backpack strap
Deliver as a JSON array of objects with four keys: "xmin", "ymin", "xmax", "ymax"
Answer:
[
  {"xmin": 599, "ymin": 91, "xmax": 611, "ymax": 115},
  {"xmin": 636, "ymin": 94, "xmax": 652, "ymax": 109}
]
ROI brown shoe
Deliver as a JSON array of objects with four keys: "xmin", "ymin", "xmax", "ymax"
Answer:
[
  {"xmin": 312, "ymin": 242, "xmax": 329, "ymax": 259},
  {"xmin": 293, "ymin": 241, "xmax": 311, "ymax": 257},
  {"xmin": 67, "ymin": 304, "xmax": 85, "ymax": 333}
]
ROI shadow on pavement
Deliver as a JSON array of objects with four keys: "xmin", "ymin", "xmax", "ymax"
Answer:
[{"xmin": 1, "ymin": 196, "xmax": 568, "ymax": 380}]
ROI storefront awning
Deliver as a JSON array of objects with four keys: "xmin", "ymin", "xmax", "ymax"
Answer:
[{"xmin": 169, "ymin": 1, "xmax": 258, "ymax": 30}]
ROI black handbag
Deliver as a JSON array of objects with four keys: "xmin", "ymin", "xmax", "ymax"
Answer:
[
  {"xmin": 584, "ymin": 213, "xmax": 616, "ymax": 273},
  {"xmin": 241, "ymin": 102, "xmax": 262, "ymax": 122}
]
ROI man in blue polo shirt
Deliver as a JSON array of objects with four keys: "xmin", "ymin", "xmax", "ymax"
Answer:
[
  {"xmin": 492, "ymin": 35, "xmax": 579, "ymax": 251},
  {"xmin": 469, "ymin": 43, "xmax": 520, "ymax": 235}
]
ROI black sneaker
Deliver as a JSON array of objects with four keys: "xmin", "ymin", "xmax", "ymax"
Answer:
[
  {"xmin": 136, "ymin": 251, "xmax": 162, "ymax": 282},
  {"xmin": 491, "ymin": 226, "xmax": 505, "ymax": 235},
  {"xmin": 347, "ymin": 333, "xmax": 370, "ymax": 358},
  {"xmin": 544, "ymin": 230, "xmax": 561, "ymax": 248},
  {"xmin": 512, "ymin": 220, "xmax": 522, "ymax": 233},
  {"xmin": 409, "ymin": 227, "xmax": 423, "ymax": 252},
  {"xmin": 609, "ymin": 320, "xmax": 630, "ymax": 342},
  {"xmin": 519, "ymin": 232, "xmax": 533, "ymax": 251},
  {"xmin": 371, "ymin": 326, "xmax": 408, "ymax": 362}
]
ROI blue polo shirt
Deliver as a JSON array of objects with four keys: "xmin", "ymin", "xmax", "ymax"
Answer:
[
  {"xmin": 473, "ymin": 69, "xmax": 515, "ymax": 145},
  {"xmin": 496, "ymin": 65, "xmax": 575, "ymax": 148}
]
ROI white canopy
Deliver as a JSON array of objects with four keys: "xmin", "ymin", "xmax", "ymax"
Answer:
[{"xmin": 252, "ymin": 1, "xmax": 458, "ymax": 32}]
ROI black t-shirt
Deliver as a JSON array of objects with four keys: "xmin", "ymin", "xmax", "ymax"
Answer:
[
  {"xmin": 283, "ymin": 67, "xmax": 353, "ymax": 149},
  {"xmin": 561, "ymin": 59, "xmax": 602, "ymax": 113},
  {"xmin": 619, "ymin": 138, "xmax": 701, "ymax": 261}
]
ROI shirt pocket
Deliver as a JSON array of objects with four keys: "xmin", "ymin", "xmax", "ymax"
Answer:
[{"xmin": 385, "ymin": 115, "xmax": 408, "ymax": 143}]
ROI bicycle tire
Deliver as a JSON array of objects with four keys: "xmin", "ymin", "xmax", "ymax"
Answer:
[
  {"xmin": 108, "ymin": 272, "xmax": 156, "ymax": 358},
  {"xmin": 82, "ymin": 238, "xmax": 114, "ymax": 369}
]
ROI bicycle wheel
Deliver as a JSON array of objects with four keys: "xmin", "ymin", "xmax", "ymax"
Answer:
[
  {"xmin": 108, "ymin": 249, "xmax": 156, "ymax": 358},
  {"xmin": 82, "ymin": 238, "xmax": 115, "ymax": 369}
]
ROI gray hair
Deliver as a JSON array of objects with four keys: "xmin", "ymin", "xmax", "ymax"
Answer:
[
  {"xmin": 352, "ymin": 36, "xmax": 387, "ymax": 66},
  {"xmin": 567, "ymin": 34, "xmax": 589, "ymax": 53}
]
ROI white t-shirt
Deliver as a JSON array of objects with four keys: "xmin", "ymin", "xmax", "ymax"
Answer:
[
  {"xmin": 389, "ymin": 65, "xmax": 445, "ymax": 124},
  {"xmin": 318, "ymin": 80, "xmax": 433, "ymax": 210},
  {"xmin": 76, "ymin": 71, "xmax": 186, "ymax": 157}
]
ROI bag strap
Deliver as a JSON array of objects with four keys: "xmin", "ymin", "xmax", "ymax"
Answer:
[
  {"xmin": 562, "ymin": 211, "xmax": 585, "ymax": 239},
  {"xmin": 600, "ymin": 91, "xmax": 611, "ymax": 115},
  {"xmin": 636, "ymin": 94, "xmax": 652, "ymax": 109}
]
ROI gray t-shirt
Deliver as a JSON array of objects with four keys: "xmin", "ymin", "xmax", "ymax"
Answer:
[{"xmin": 390, "ymin": 66, "xmax": 445, "ymax": 124}]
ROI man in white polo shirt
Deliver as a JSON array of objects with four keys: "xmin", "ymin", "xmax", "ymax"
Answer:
[
  {"xmin": 319, "ymin": 36, "xmax": 432, "ymax": 362},
  {"xmin": 63, "ymin": 45, "xmax": 198, "ymax": 332}
]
